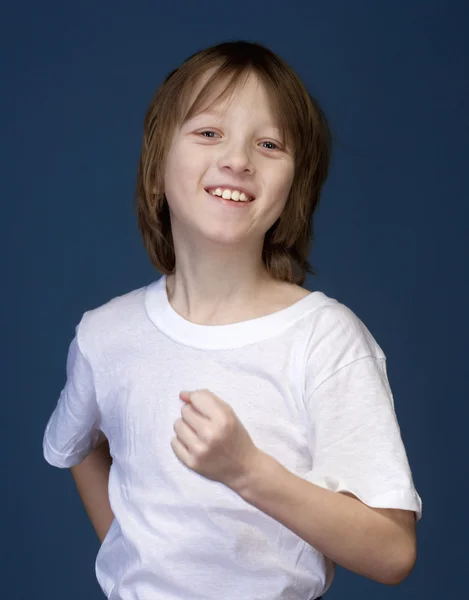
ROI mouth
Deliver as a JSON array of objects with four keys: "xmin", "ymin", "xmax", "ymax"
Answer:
[{"xmin": 204, "ymin": 186, "xmax": 256, "ymax": 203}]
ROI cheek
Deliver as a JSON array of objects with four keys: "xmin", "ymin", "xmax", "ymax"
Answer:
[
  {"xmin": 269, "ymin": 162, "xmax": 295, "ymax": 201},
  {"xmin": 164, "ymin": 151, "xmax": 188, "ymax": 198},
  {"xmin": 165, "ymin": 144, "xmax": 204, "ymax": 194}
]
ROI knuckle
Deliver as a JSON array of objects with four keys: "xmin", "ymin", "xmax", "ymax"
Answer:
[
  {"xmin": 194, "ymin": 441, "xmax": 206, "ymax": 457},
  {"xmin": 220, "ymin": 419, "xmax": 230, "ymax": 434},
  {"xmin": 202, "ymin": 429, "xmax": 214, "ymax": 445}
]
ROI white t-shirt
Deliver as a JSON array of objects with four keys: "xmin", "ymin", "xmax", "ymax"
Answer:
[{"xmin": 43, "ymin": 275, "xmax": 422, "ymax": 600}]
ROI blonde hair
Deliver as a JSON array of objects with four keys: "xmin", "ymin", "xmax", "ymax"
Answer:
[{"xmin": 136, "ymin": 40, "xmax": 332, "ymax": 285}]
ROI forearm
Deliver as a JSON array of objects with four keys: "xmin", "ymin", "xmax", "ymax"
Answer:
[
  {"xmin": 70, "ymin": 439, "xmax": 114, "ymax": 544},
  {"xmin": 237, "ymin": 451, "xmax": 415, "ymax": 585}
]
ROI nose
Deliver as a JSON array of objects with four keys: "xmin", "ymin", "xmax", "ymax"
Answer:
[{"xmin": 216, "ymin": 140, "xmax": 254, "ymax": 175}]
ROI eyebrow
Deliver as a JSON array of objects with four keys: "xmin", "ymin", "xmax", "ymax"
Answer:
[{"xmin": 188, "ymin": 107, "xmax": 224, "ymax": 120}]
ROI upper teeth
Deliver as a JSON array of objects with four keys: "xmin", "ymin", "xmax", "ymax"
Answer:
[{"xmin": 209, "ymin": 188, "xmax": 252, "ymax": 202}]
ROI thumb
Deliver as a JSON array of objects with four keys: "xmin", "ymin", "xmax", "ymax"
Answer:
[{"xmin": 179, "ymin": 390, "xmax": 192, "ymax": 403}]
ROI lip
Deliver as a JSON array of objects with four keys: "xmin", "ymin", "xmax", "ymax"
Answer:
[
  {"xmin": 204, "ymin": 184, "xmax": 256, "ymax": 201},
  {"xmin": 205, "ymin": 189, "xmax": 254, "ymax": 207}
]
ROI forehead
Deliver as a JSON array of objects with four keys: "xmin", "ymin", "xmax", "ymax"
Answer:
[{"xmin": 183, "ymin": 70, "xmax": 277, "ymax": 123}]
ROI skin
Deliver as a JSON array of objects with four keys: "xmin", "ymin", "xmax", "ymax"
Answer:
[
  {"xmin": 163, "ymin": 71, "xmax": 297, "ymax": 325},
  {"xmin": 72, "ymin": 71, "xmax": 417, "ymax": 586},
  {"xmin": 172, "ymin": 389, "xmax": 418, "ymax": 585},
  {"xmin": 166, "ymin": 73, "xmax": 417, "ymax": 586}
]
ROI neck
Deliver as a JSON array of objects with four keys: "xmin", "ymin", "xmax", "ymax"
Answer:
[{"xmin": 165, "ymin": 261, "xmax": 275, "ymax": 326}]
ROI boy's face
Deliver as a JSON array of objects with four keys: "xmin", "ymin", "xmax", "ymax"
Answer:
[{"xmin": 163, "ymin": 72, "xmax": 295, "ymax": 247}]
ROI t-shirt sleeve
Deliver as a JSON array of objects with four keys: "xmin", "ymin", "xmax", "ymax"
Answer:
[
  {"xmin": 43, "ymin": 322, "xmax": 104, "ymax": 468},
  {"xmin": 303, "ymin": 304, "xmax": 423, "ymax": 522}
]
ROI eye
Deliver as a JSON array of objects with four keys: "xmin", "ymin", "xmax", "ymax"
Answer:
[
  {"xmin": 199, "ymin": 130, "xmax": 220, "ymax": 138},
  {"xmin": 260, "ymin": 140, "xmax": 280, "ymax": 150}
]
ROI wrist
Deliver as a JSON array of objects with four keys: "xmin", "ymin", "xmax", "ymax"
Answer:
[{"xmin": 233, "ymin": 449, "xmax": 276, "ymax": 501}]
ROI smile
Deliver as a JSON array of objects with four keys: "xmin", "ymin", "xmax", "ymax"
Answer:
[{"xmin": 205, "ymin": 187, "xmax": 255, "ymax": 202}]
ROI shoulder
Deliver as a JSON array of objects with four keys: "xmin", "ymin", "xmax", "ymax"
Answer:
[
  {"xmin": 76, "ymin": 284, "xmax": 149, "ymax": 351},
  {"xmin": 313, "ymin": 294, "xmax": 383, "ymax": 353},
  {"xmin": 302, "ymin": 293, "xmax": 386, "ymax": 380}
]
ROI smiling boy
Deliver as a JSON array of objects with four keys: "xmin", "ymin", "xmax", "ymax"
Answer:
[
  {"xmin": 43, "ymin": 41, "xmax": 422, "ymax": 599},
  {"xmin": 160, "ymin": 68, "xmax": 312, "ymax": 326}
]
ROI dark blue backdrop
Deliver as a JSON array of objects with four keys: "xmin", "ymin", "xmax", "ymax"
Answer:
[{"xmin": 4, "ymin": 1, "xmax": 467, "ymax": 598}]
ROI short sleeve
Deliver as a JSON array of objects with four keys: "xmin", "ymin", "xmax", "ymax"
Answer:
[
  {"xmin": 43, "ymin": 323, "xmax": 104, "ymax": 468},
  {"xmin": 304, "ymin": 306, "xmax": 422, "ymax": 521}
]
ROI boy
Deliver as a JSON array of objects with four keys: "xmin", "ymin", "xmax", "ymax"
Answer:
[{"xmin": 43, "ymin": 40, "xmax": 422, "ymax": 599}]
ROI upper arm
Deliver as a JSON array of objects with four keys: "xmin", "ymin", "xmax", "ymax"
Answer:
[{"xmin": 43, "ymin": 333, "xmax": 102, "ymax": 467}]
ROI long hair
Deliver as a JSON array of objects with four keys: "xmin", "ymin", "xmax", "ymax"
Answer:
[{"xmin": 136, "ymin": 40, "xmax": 332, "ymax": 285}]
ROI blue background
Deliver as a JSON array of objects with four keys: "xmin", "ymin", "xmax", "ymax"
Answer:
[{"xmin": 4, "ymin": 0, "xmax": 467, "ymax": 598}]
